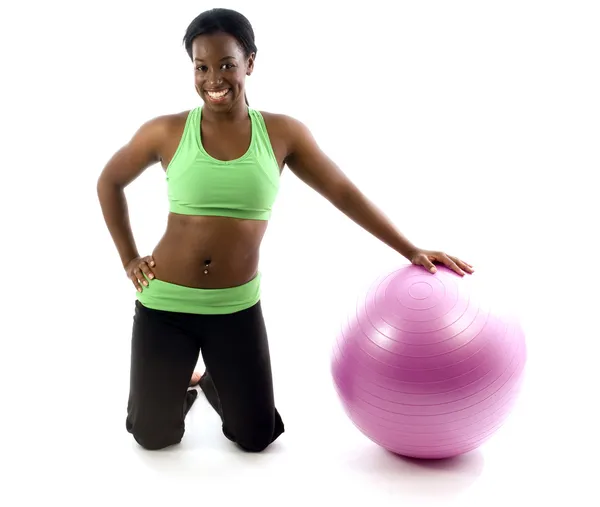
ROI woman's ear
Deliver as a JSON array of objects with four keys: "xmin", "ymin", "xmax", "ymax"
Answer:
[{"xmin": 246, "ymin": 53, "xmax": 256, "ymax": 76}]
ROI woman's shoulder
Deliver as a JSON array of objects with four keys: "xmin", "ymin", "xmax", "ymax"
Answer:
[
  {"xmin": 142, "ymin": 109, "xmax": 192, "ymax": 133},
  {"xmin": 258, "ymin": 110, "xmax": 301, "ymax": 126},
  {"xmin": 129, "ymin": 110, "xmax": 193, "ymax": 149},
  {"xmin": 257, "ymin": 110, "xmax": 311, "ymax": 142}
]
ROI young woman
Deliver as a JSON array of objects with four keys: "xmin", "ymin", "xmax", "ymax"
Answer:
[{"xmin": 97, "ymin": 8, "xmax": 473, "ymax": 453}]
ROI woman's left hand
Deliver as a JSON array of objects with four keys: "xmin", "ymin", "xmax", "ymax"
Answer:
[{"xmin": 410, "ymin": 249, "xmax": 474, "ymax": 276}]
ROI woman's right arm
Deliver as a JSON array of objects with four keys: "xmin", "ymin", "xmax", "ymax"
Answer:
[{"xmin": 96, "ymin": 117, "xmax": 167, "ymax": 274}]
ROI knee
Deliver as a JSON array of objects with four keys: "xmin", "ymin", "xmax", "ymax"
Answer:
[
  {"xmin": 128, "ymin": 421, "xmax": 184, "ymax": 451},
  {"xmin": 236, "ymin": 434, "xmax": 273, "ymax": 453},
  {"xmin": 229, "ymin": 421, "xmax": 277, "ymax": 453}
]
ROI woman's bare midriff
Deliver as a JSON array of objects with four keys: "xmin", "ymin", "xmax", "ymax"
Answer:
[{"xmin": 150, "ymin": 213, "xmax": 269, "ymax": 289}]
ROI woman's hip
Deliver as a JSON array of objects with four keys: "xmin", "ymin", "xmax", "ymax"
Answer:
[{"xmin": 136, "ymin": 271, "xmax": 262, "ymax": 315}]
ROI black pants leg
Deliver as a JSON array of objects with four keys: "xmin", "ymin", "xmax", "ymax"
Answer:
[
  {"xmin": 125, "ymin": 301, "xmax": 201, "ymax": 450},
  {"xmin": 125, "ymin": 300, "xmax": 284, "ymax": 452},
  {"xmin": 199, "ymin": 301, "xmax": 284, "ymax": 452}
]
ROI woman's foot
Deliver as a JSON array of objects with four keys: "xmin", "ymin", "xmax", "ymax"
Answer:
[{"xmin": 189, "ymin": 371, "xmax": 203, "ymax": 387}]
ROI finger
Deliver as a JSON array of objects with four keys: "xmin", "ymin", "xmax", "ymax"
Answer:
[
  {"xmin": 417, "ymin": 255, "xmax": 437, "ymax": 273},
  {"xmin": 460, "ymin": 261, "xmax": 474, "ymax": 273},
  {"xmin": 134, "ymin": 267, "xmax": 149, "ymax": 287},
  {"xmin": 450, "ymin": 256, "xmax": 474, "ymax": 273},
  {"xmin": 145, "ymin": 256, "xmax": 156, "ymax": 268},
  {"xmin": 451, "ymin": 256, "xmax": 473, "ymax": 269},
  {"xmin": 442, "ymin": 255, "xmax": 464, "ymax": 276},
  {"xmin": 130, "ymin": 274, "xmax": 143, "ymax": 292},
  {"xmin": 139, "ymin": 261, "xmax": 155, "ymax": 280}
]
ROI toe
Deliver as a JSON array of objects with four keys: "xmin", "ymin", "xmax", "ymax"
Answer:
[{"xmin": 189, "ymin": 371, "xmax": 202, "ymax": 386}]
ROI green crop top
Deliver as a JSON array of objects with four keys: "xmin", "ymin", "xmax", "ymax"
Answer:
[{"xmin": 166, "ymin": 107, "xmax": 280, "ymax": 220}]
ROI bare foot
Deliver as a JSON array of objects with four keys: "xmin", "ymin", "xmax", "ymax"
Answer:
[{"xmin": 189, "ymin": 371, "xmax": 203, "ymax": 387}]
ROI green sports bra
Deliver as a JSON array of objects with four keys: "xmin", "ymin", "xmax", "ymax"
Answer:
[{"xmin": 166, "ymin": 107, "xmax": 280, "ymax": 220}]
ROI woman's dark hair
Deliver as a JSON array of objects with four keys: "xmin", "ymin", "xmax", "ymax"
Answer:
[{"xmin": 183, "ymin": 8, "xmax": 257, "ymax": 105}]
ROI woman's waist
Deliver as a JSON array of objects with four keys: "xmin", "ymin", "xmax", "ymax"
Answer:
[
  {"xmin": 151, "ymin": 242, "xmax": 260, "ymax": 289},
  {"xmin": 136, "ymin": 270, "xmax": 262, "ymax": 314},
  {"xmin": 149, "ymin": 215, "xmax": 266, "ymax": 288}
]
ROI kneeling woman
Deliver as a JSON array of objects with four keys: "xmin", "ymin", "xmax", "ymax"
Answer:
[{"xmin": 96, "ymin": 8, "xmax": 473, "ymax": 452}]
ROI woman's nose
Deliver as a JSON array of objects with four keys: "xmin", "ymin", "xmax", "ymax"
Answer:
[{"xmin": 207, "ymin": 69, "xmax": 223, "ymax": 85}]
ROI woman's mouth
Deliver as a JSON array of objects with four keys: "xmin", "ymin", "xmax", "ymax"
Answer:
[{"xmin": 205, "ymin": 89, "xmax": 231, "ymax": 102}]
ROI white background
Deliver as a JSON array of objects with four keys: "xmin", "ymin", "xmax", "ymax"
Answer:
[{"xmin": 1, "ymin": 1, "xmax": 599, "ymax": 506}]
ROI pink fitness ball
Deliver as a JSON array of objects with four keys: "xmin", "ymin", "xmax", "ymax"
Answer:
[{"xmin": 331, "ymin": 264, "xmax": 527, "ymax": 459}]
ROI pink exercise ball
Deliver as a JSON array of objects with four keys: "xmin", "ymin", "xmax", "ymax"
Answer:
[{"xmin": 331, "ymin": 264, "xmax": 526, "ymax": 459}]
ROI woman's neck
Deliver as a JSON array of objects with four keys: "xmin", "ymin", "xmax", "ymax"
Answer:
[{"xmin": 201, "ymin": 100, "xmax": 249, "ymax": 123}]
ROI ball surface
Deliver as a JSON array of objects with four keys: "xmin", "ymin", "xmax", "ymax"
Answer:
[{"xmin": 331, "ymin": 264, "xmax": 526, "ymax": 459}]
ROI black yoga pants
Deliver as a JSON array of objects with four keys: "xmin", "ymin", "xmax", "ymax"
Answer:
[{"xmin": 125, "ymin": 299, "xmax": 284, "ymax": 451}]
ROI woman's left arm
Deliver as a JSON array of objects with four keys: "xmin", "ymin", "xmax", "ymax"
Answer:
[{"xmin": 283, "ymin": 116, "xmax": 473, "ymax": 276}]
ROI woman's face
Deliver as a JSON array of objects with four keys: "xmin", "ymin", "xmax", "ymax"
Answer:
[{"xmin": 192, "ymin": 32, "xmax": 254, "ymax": 111}]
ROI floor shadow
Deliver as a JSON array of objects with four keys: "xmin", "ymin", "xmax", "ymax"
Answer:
[
  {"xmin": 130, "ymin": 403, "xmax": 286, "ymax": 479},
  {"xmin": 131, "ymin": 439, "xmax": 288, "ymax": 480},
  {"xmin": 343, "ymin": 445, "xmax": 485, "ymax": 499}
]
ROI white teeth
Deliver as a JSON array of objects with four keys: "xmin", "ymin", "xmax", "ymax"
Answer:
[{"xmin": 207, "ymin": 89, "xmax": 229, "ymax": 99}]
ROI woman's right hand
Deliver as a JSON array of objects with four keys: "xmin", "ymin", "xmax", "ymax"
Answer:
[{"xmin": 124, "ymin": 255, "xmax": 155, "ymax": 292}]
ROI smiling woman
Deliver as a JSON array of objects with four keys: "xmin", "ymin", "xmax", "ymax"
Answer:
[
  {"xmin": 96, "ymin": 7, "xmax": 473, "ymax": 454},
  {"xmin": 188, "ymin": 25, "xmax": 256, "ymax": 108}
]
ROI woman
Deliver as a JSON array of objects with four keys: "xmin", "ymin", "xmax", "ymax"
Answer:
[{"xmin": 97, "ymin": 8, "xmax": 473, "ymax": 453}]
